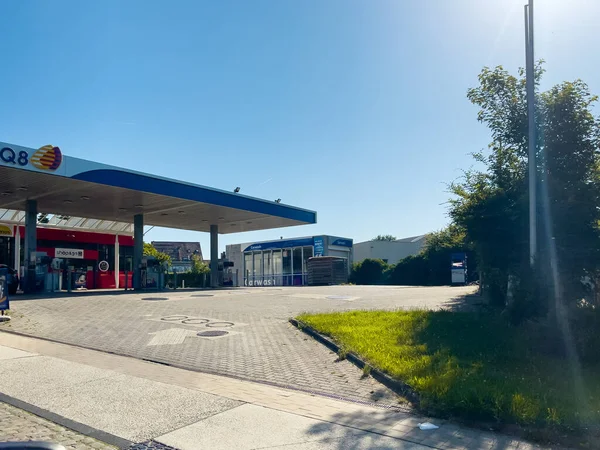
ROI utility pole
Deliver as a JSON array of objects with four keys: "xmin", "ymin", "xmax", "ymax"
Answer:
[{"xmin": 525, "ymin": 0, "xmax": 536, "ymax": 266}]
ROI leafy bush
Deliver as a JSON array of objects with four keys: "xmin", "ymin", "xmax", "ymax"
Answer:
[
  {"xmin": 387, "ymin": 254, "xmax": 428, "ymax": 285},
  {"xmin": 166, "ymin": 272, "xmax": 209, "ymax": 288},
  {"xmin": 386, "ymin": 226, "xmax": 476, "ymax": 286},
  {"xmin": 349, "ymin": 259, "xmax": 388, "ymax": 285}
]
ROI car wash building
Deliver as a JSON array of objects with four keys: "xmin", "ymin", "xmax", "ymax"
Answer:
[
  {"xmin": 0, "ymin": 141, "xmax": 316, "ymax": 293},
  {"xmin": 226, "ymin": 235, "xmax": 353, "ymax": 286}
]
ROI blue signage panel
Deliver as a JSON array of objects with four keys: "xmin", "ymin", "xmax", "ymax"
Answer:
[
  {"xmin": 0, "ymin": 268, "xmax": 9, "ymax": 311},
  {"xmin": 313, "ymin": 236, "xmax": 325, "ymax": 256},
  {"xmin": 450, "ymin": 253, "xmax": 467, "ymax": 284},
  {"xmin": 243, "ymin": 237, "xmax": 315, "ymax": 252},
  {"xmin": 330, "ymin": 237, "xmax": 353, "ymax": 247}
]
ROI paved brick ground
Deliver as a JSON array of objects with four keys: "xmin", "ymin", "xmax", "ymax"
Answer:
[
  {"xmin": 3, "ymin": 285, "xmax": 476, "ymax": 407},
  {"xmin": 0, "ymin": 402, "xmax": 116, "ymax": 449}
]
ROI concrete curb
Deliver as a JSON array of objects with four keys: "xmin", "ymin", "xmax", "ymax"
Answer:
[
  {"xmin": 0, "ymin": 392, "xmax": 132, "ymax": 449},
  {"xmin": 289, "ymin": 318, "xmax": 420, "ymax": 406}
]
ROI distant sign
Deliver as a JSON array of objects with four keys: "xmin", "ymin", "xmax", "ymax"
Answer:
[
  {"xmin": 98, "ymin": 260, "xmax": 110, "ymax": 272},
  {"xmin": 451, "ymin": 269, "xmax": 466, "ymax": 284},
  {"xmin": 0, "ymin": 268, "xmax": 9, "ymax": 311},
  {"xmin": 55, "ymin": 248, "xmax": 84, "ymax": 259},
  {"xmin": 313, "ymin": 236, "xmax": 325, "ymax": 257},
  {"xmin": 451, "ymin": 253, "xmax": 467, "ymax": 285},
  {"xmin": 0, "ymin": 224, "xmax": 13, "ymax": 237},
  {"xmin": 330, "ymin": 238, "xmax": 352, "ymax": 247}
]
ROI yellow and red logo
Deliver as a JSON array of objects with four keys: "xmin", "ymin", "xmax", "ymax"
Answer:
[
  {"xmin": 30, "ymin": 145, "xmax": 62, "ymax": 171},
  {"xmin": 0, "ymin": 225, "xmax": 13, "ymax": 237}
]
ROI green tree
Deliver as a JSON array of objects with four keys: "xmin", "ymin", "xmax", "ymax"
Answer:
[
  {"xmin": 388, "ymin": 225, "xmax": 473, "ymax": 286},
  {"xmin": 191, "ymin": 254, "xmax": 210, "ymax": 274},
  {"xmin": 449, "ymin": 63, "xmax": 600, "ymax": 318},
  {"xmin": 372, "ymin": 235, "xmax": 397, "ymax": 241},
  {"xmin": 143, "ymin": 242, "xmax": 172, "ymax": 265}
]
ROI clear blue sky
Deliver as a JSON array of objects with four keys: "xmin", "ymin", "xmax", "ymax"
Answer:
[{"xmin": 1, "ymin": 0, "xmax": 598, "ymax": 257}]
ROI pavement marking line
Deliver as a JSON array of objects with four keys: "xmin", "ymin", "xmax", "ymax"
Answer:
[
  {"xmin": 146, "ymin": 328, "xmax": 198, "ymax": 346},
  {"xmin": 146, "ymin": 315, "xmax": 249, "ymax": 329}
]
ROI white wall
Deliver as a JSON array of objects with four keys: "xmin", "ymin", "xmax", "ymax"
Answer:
[{"xmin": 353, "ymin": 238, "xmax": 426, "ymax": 265}]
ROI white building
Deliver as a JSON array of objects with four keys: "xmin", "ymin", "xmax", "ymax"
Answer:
[{"xmin": 353, "ymin": 235, "xmax": 427, "ymax": 265}]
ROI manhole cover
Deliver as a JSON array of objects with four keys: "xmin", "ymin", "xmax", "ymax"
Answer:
[
  {"xmin": 197, "ymin": 330, "xmax": 229, "ymax": 337},
  {"xmin": 182, "ymin": 318, "xmax": 210, "ymax": 324},
  {"xmin": 161, "ymin": 315, "xmax": 189, "ymax": 321},
  {"xmin": 191, "ymin": 294, "xmax": 214, "ymax": 297},
  {"xmin": 143, "ymin": 297, "xmax": 168, "ymax": 301},
  {"xmin": 326, "ymin": 295, "xmax": 352, "ymax": 300},
  {"xmin": 205, "ymin": 321, "xmax": 234, "ymax": 328}
]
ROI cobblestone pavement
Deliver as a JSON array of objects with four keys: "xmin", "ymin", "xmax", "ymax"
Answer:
[
  {"xmin": 0, "ymin": 402, "xmax": 116, "ymax": 449},
  {"xmin": 3, "ymin": 285, "xmax": 476, "ymax": 406}
]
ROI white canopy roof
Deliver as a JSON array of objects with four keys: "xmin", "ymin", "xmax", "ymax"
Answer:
[{"xmin": 0, "ymin": 208, "xmax": 133, "ymax": 235}]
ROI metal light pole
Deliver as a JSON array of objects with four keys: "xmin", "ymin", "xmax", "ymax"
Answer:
[{"xmin": 525, "ymin": 0, "xmax": 536, "ymax": 266}]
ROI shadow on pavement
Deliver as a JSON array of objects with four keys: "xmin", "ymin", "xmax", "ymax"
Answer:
[
  {"xmin": 304, "ymin": 409, "xmax": 526, "ymax": 450},
  {"xmin": 443, "ymin": 290, "xmax": 487, "ymax": 312},
  {"xmin": 9, "ymin": 287, "xmax": 238, "ymax": 301}
]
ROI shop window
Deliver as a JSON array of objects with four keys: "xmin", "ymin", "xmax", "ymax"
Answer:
[
  {"xmin": 292, "ymin": 248, "xmax": 303, "ymax": 274},
  {"xmin": 244, "ymin": 252, "xmax": 253, "ymax": 278},
  {"xmin": 263, "ymin": 251, "xmax": 272, "ymax": 276},
  {"xmin": 253, "ymin": 252, "xmax": 262, "ymax": 276},
  {"xmin": 272, "ymin": 250, "xmax": 282, "ymax": 275},
  {"xmin": 282, "ymin": 249, "xmax": 291, "ymax": 275},
  {"xmin": 302, "ymin": 246, "xmax": 313, "ymax": 273}
]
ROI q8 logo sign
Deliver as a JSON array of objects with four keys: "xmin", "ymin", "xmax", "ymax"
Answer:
[{"xmin": 0, "ymin": 145, "xmax": 63, "ymax": 171}]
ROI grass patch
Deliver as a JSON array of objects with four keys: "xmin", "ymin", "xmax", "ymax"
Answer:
[{"xmin": 297, "ymin": 310, "xmax": 600, "ymax": 431}]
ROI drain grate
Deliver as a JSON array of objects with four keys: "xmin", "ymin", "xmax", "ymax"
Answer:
[
  {"xmin": 191, "ymin": 294, "xmax": 214, "ymax": 297},
  {"xmin": 197, "ymin": 330, "xmax": 229, "ymax": 337},
  {"xmin": 142, "ymin": 297, "xmax": 168, "ymax": 301}
]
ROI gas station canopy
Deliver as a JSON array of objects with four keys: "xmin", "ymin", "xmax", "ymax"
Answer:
[
  {"xmin": 0, "ymin": 142, "xmax": 317, "ymax": 233},
  {"xmin": 0, "ymin": 209, "xmax": 134, "ymax": 235}
]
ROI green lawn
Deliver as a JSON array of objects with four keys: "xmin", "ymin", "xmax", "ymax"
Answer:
[{"xmin": 297, "ymin": 310, "xmax": 600, "ymax": 431}]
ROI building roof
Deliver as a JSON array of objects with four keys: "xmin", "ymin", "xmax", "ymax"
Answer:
[
  {"xmin": 0, "ymin": 142, "xmax": 317, "ymax": 234},
  {"xmin": 355, "ymin": 235, "xmax": 427, "ymax": 246},
  {"xmin": 394, "ymin": 235, "xmax": 427, "ymax": 243},
  {"xmin": 151, "ymin": 241, "xmax": 203, "ymax": 261}
]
